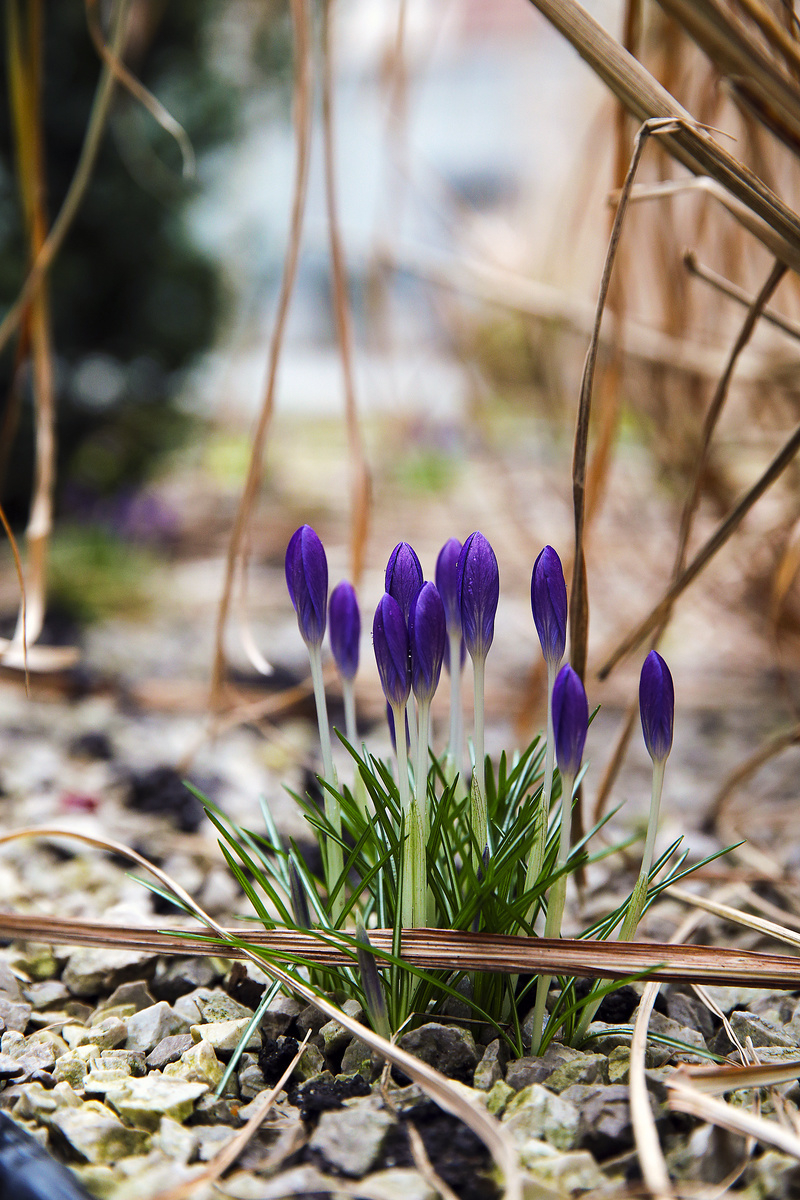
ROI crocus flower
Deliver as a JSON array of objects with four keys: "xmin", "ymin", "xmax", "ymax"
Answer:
[
  {"xmin": 373, "ymin": 593, "xmax": 411, "ymax": 708},
  {"xmin": 409, "ymin": 582, "xmax": 446, "ymax": 706},
  {"xmin": 435, "ymin": 538, "xmax": 462, "ymax": 637},
  {"xmin": 329, "ymin": 581, "xmax": 360, "ymax": 682},
  {"xmin": 552, "ymin": 664, "xmax": 588, "ymax": 777},
  {"xmin": 385, "ymin": 542, "xmax": 423, "ymax": 624},
  {"xmin": 639, "ymin": 651, "xmax": 674, "ymax": 763},
  {"xmin": 531, "ymin": 546, "xmax": 567, "ymax": 669},
  {"xmin": 285, "ymin": 525, "xmax": 328, "ymax": 647},
  {"xmin": 457, "ymin": 532, "xmax": 499, "ymax": 661}
]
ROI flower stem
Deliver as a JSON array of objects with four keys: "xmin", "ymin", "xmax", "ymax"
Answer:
[
  {"xmin": 530, "ymin": 769, "xmax": 575, "ymax": 1055},
  {"xmin": 392, "ymin": 700, "xmax": 414, "ymax": 928},
  {"xmin": 575, "ymin": 758, "xmax": 667, "ymax": 1043},
  {"xmin": 523, "ymin": 660, "xmax": 556, "ymax": 921},
  {"xmin": 342, "ymin": 678, "xmax": 357, "ymax": 747},
  {"xmin": 416, "ymin": 697, "xmax": 430, "ymax": 841},
  {"xmin": 471, "ymin": 654, "xmax": 487, "ymax": 849},
  {"xmin": 308, "ymin": 644, "xmax": 343, "ymax": 919},
  {"xmin": 447, "ymin": 629, "xmax": 463, "ymax": 771}
]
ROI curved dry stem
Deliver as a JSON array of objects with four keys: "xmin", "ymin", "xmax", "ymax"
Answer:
[
  {"xmin": 0, "ymin": 0, "xmax": 128, "ymax": 363},
  {"xmin": 322, "ymin": 0, "xmax": 371, "ymax": 584},
  {"xmin": 630, "ymin": 982, "xmax": 672, "ymax": 1197},
  {"xmin": 210, "ymin": 0, "xmax": 313, "ymax": 709},
  {"xmin": 85, "ymin": 0, "xmax": 195, "ymax": 178},
  {"xmin": 0, "ymin": 826, "xmax": 520, "ymax": 1200}
]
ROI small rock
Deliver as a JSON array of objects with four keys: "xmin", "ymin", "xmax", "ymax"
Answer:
[
  {"xmin": 0, "ymin": 1053, "xmax": 23, "ymax": 1080},
  {"xmin": 339, "ymin": 1168, "xmax": 435, "ymax": 1200},
  {"xmin": 101, "ymin": 1048, "xmax": 146, "ymax": 1075},
  {"xmin": 146, "ymin": 1033, "xmax": 195, "ymax": 1070},
  {"xmin": 398, "ymin": 1023, "xmax": 478, "ymax": 1082},
  {"xmin": 238, "ymin": 1053, "xmax": 267, "ymax": 1100},
  {"xmin": 295, "ymin": 1003, "xmax": 329, "ymax": 1038},
  {"xmin": 191, "ymin": 1094, "xmax": 242, "ymax": 1124},
  {"xmin": 125, "ymin": 1001, "xmax": 189, "ymax": 1053},
  {"xmin": 97, "ymin": 980, "xmax": 156, "ymax": 1015},
  {"xmin": 155, "ymin": 1114, "xmax": 198, "ymax": 1165},
  {"xmin": 190, "ymin": 1018, "xmax": 260, "ymax": 1055},
  {"xmin": 259, "ymin": 993, "xmax": 303, "ymax": 1039},
  {"xmin": 195, "ymin": 1124, "xmax": 236, "ymax": 1160},
  {"xmin": 0, "ymin": 1031, "xmax": 55, "ymax": 1081},
  {"xmin": 320, "ymin": 1000, "xmax": 364, "ymax": 1057},
  {"xmin": 502, "ymin": 1083, "xmax": 581, "ymax": 1151},
  {"xmin": 506, "ymin": 1043, "xmax": 581, "ymax": 1091},
  {"xmin": 563, "ymin": 1082, "xmax": 659, "ymax": 1158},
  {"xmin": 84, "ymin": 1064, "xmax": 135, "ymax": 1099},
  {"xmin": 7, "ymin": 945, "xmax": 55, "ymax": 984},
  {"xmin": 105, "ymin": 1073, "xmax": 208, "ymax": 1130},
  {"xmin": 0, "ymin": 997, "xmax": 31, "ymax": 1034},
  {"xmin": 64, "ymin": 1017, "xmax": 127, "ymax": 1051},
  {"xmin": 292, "ymin": 1042, "xmax": 326, "ymax": 1082},
  {"xmin": 164, "ymin": 1038, "xmax": 225, "ymax": 1089},
  {"xmin": 473, "ymin": 1038, "xmax": 507, "ymax": 1091},
  {"xmin": 22, "ymin": 980, "xmax": 71, "ymax": 1011},
  {"xmin": 485, "ymin": 1079, "xmax": 514, "ymax": 1116},
  {"xmin": 62, "ymin": 947, "xmax": 156, "ymax": 998},
  {"xmin": 730, "ymin": 1010, "xmax": 798, "ymax": 1049},
  {"xmin": 309, "ymin": 1099, "xmax": 395, "ymax": 1176},
  {"xmin": 519, "ymin": 1141, "xmax": 605, "ymax": 1192},
  {"xmin": 340, "ymin": 1037, "xmax": 381, "ymax": 1081},
  {"xmin": 740, "ymin": 1149, "xmax": 800, "ymax": 1199},
  {"xmin": 543, "ymin": 1051, "xmax": 607, "ymax": 1092},
  {"xmin": 152, "ymin": 958, "xmax": 218, "ymax": 1004},
  {"xmin": 665, "ymin": 989, "xmax": 715, "ymax": 1040},
  {"xmin": 53, "ymin": 1049, "xmax": 88, "ymax": 1089},
  {"xmin": 49, "ymin": 1100, "xmax": 150, "ymax": 1163}
]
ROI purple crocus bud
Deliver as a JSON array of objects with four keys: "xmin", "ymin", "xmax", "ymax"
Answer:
[
  {"xmin": 409, "ymin": 582, "xmax": 446, "ymax": 705},
  {"xmin": 457, "ymin": 531, "xmax": 499, "ymax": 660},
  {"xmin": 385, "ymin": 542, "xmax": 423, "ymax": 624},
  {"xmin": 329, "ymin": 581, "xmax": 360, "ymax": 681},
  {"xmin": 639, "ymin": 651, "xmax": 674, "ymax": 763},
  {"xmin": 531, "ymin": 546, "xmax": 567, "ymax": 669},
  {"xmin": 435, "ymin": 538, "xmax": 462, "ymax": 636},
  {"xmin": 285, "ymin": 525, "xmax": 328, "ymax": 647},
  {"xmin": 552, "ymin": 664, "xmax": 588, "ymax": 777},
  {"xmin": 373, "ymin": 593, "xmax": 411, "ymax": 708}
]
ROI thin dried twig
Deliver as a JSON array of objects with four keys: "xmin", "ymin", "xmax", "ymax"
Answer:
[
  {"xmin": 0, "ymin": 0, "xmax": 128, "ymax": 362},
  {"xmin": 84, "ymin": 0, "xmax": 195, "ymax": 178},
  {"xmin": 706, "ymin": 723, "xmax": 800, "ymax": 831},
  {"xmin": 668, "ymin": 884, "xmax": 800, "ymax": 950},
  {"xmin": 0, "ymin": 828, "xmax": 521, "ymax": 1200},
  {"xmin": 668, "ymin": 1078, "xmax": 800, "ymax": 1158},
  {"xmin": 210, "ymin": 0, "xmax": 313, "ymax": 710},
  {"xmin": 150, "ymin": 1034, "xmax": 311, "ymax": 1200},
  {"xmin": 684, "ymin": 251, "xmax": 800, "ymax": 342},
  {"xmin": 322, "ymin": 0, "xmax": 371, "ymax": 585},
  {"xmin": 598, "ymin": 414, "xmax": 800, "ymax": 678},
  {"xmin": 630, "ymin": 982, "xmax": 672, "ymax": 1198}
]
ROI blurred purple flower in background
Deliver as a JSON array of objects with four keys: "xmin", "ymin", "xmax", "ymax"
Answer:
[{"xmin": 329, "ymin": 581, "xmax": 360, "ymax": 681}]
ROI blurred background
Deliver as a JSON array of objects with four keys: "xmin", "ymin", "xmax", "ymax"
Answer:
[{"xmin": 0, "ymin": 0, "xmax": 800, "ymax": 883}]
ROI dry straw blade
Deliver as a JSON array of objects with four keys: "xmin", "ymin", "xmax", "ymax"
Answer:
[
  {"xmin": 668, "ymin": 1079, "xmax": 800, "ymax": 1159},
  {"xmin": 4, "ymin": 909, "xmax": 800, "ymax": 989},
  {"xmin": 673, "ymin": 1060, "xmax": 800, "ymax": 1095}
]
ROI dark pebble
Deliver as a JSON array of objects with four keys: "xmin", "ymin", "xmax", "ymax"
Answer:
[
  {"xmin": 125, "ymin": 767, "xmax": 205, "ymax": 833},
  {"xmin": 288, "ymin": 1074, "xmax": 371, "ymax": 1121},
  {"xmin": 145, "ymin": 1034, "xmax": 194, "ymax": 1069},
  {"xmin": 68, "ymin": 732, "xmax": 114, "ymax": 761}
]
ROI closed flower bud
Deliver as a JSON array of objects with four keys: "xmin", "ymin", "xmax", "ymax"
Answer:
[
  {"xmin": 639, "ymin": 650, "xmax": 674, "ymax": 763},
  {"xmin": 435, "ymin": 538, "xmax": 462, "ymax": 635},
  {"xmin": 285, "ymin": 525, "xmax": 328, "ymax": 647},
  {"xmin": 385, "ymin": 542, "xmax": 423, "ymax": 623},
  {"xmin": 531, "ymin": 546, "xmax": 567, "ymax": 669},
  {"xmin": 373, "ymin": 593, "xmax": 411, "ymax": 708},
  {"xmin": 409, "ymin": 582, "xmax": 446, "ymax": 705},
  {"xmin": 552, "ymin": 664, "xmax": 588, "ymax": 777},
  {"xmin": 329, "ymin": 581, "xmax": 360, "ymax": 681},
  {"xmin": 457, "ymin": 531, "xmax": 499, "ymax": 661}
]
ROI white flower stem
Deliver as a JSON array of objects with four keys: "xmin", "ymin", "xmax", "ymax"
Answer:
[
  {"xmin": 406, "ymin": 696, "xmax": 418, "ymax": 766},
  {"xmin": 308, "ymin": 644, "xmax": 343, "ymax": 920},
  {"xmin": 620, "ymin": 756, "xmax": 666, "ymax": 941},
  {"xmin": 576, "ymin": 758, "xmax": 667, "ymax": 1042},
  {"xmin": 471, "ymin": 654, "xmax": 487, "ymax": 850},
  {"xmin": 447, "ymin": 630, "xmax": 463, "ymax": 771},
  {"xmin": 416, "ymin": 698, "xmax": 431, "ymax": 841},
  {"xmin": 523, "ymin": 660, "xmax": 557, "ymax": 921},
  {"xmin": 530, "ymin": 769, "xmax": 575, "ymax": 1055},
  {"xmin": 342, "ymin": 678, "xmax": 357, "ymax": 747},
  {"xmin": 392, "ymin": 701, "xmax": 414, "ymax": 928}
]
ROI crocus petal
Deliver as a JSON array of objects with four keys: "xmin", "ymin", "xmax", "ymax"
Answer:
[
  {"xmin": 531, "ymin": 546, "xmax": 567, "ymax": 669},
  {"xmin": 373, "ymin": 593, "xmax": 411, "ymax": 708},
  {"xmin": 639, "ymin": 650, "xmax": 674, "ymax": 763},
  {"xmin": 409, "ymin": 581, "xmax": 446, "ymax": 704},
  {"xmin": 435, "ymin": 538, "xmax": 462, "ymax": 635},
  {"xmin": 385, "ymin": 542, "xmax": 423, "ymax": 623},
  {"xmin": 457, "ymin": 531, "xmax": 499, "ymax": 661},
  {"xmin": 552, "ymin": 664, "xmax": 588, "ymax": 777},
  {"xmin": 329, "ymin": 581, "xmax": 360, "ymax": 681},
  {"xmin": 285, "ymin": 525, "xmax": 328, "ymax": 647}
]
